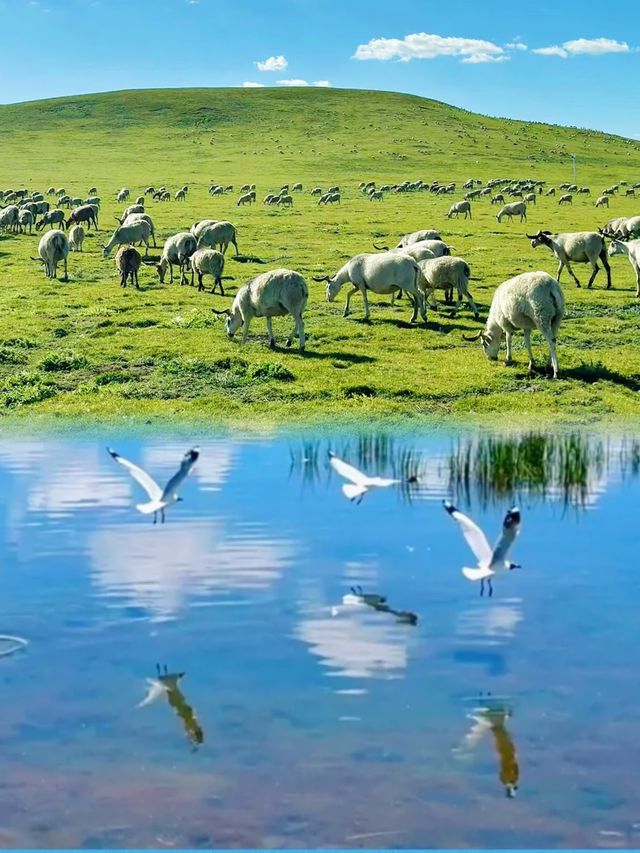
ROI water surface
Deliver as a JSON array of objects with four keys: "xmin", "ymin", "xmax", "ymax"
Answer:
[{"xmin": 0, "ymin": 429, "xmax": 639, "ymax": 848}]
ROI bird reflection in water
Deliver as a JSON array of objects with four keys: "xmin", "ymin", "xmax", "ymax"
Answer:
[
  {"xmin": 455, "ymin": 693, "xmax": 519, "ymax": 798},
  {"xmin": 138, "ymin": 664, "xmax": 204, "ymax": 750},
  {"xmin": 332, "ymin": 586, "xmax": 418, "ymax": 625}
]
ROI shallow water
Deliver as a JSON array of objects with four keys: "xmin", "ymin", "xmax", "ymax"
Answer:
[{"xmin": 1, "ymin": 429, "xmax": 640, "ymax": 848}]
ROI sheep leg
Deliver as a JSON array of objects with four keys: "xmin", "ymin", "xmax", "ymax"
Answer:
[
  {"xmin": 564, "ymin": 261, "xmax": 581, "ymax": 288},
  {"xmin": 586, "ymin": 262, "xmax": 599, "ymax": 289},
  {"xmin": 62, "ymin": 257, "xmax": 68, "ymax": 282},
  {"xmin": 135, "ymin": 270, "xmax": 140, "ymax": 290},
  {"xmin": 523, "ymin": 329, "xmax": 535, "ymax": 373},
  {"xmin": 600, "ymin": 251, "xmax": 612, "ymax": 290},
  {"xmin": 504, "ymin": 332, "xmax": 513, "ymax": 365},
  {"xmin": 544, "ymin": 332, "xmax": 559, "ymax": 379},
  {"xmin": 266, "ymin": 317, "xmax": 276, "ymax": 349},
  {"xmin": 464, "ymin": 290, "xmax": 479, "ymax": 320},
  {"xmin": 343, "ymin": 285, "xmax": 358, "ymax": 317},
  {"xmin": 361, "ymin": 288, "xmax": 371, "ymax": 321},
  {"xmin": 241, "ymin": 316, "xmax": 251, "ymax": 344}
]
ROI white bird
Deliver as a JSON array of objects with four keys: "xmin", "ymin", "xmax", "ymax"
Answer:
[
  {"xmin": 108, "ymin": 446, "xmax": 199, "ymax": 523},
  {"xmin": 331, "ymin": 586, "xmax": 387, "ymax": 615},
  {"xmin": 443, "ymin": 501, "xmax": 521, "ymax": 597},
  {"xmin": 329, "ymin": 452, "xmax": 399, "ymax": 503}
]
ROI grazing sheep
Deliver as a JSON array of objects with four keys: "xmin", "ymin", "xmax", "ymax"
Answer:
[
  {"xmin": 237, "ymin": 192, "xmax": 254, "ymax": 206},
  {"xmin": 463, "ymin": 271, "xmax": 564, "ymax": 378},
  {"xmin": 144, "ymin": 186, "xmax": 155, "ymax": 195},
  {"xmin": 85, "ymin": 196, "xmax": 101, "ymax": 208},
  {"xmin": 68, "ymin": 224, "xmax": 85, "ymax": 252},
  {"xmin": 175, "ymin": 189, "xmax": 187, "ymax": 201},
  {"xmin": 36, "ymin": 209, "xmax": 65, "ymax": 230},
  {"xmin": 310, "ymin": 187, "xmax": 323, "ymax": 196},
  {"xmin": 263, "ymin": 194, "xmax": 275, "ymax": 205},
  {"xmin": 577, "ymin": 187, "xmax": 591, "ymax": 195},
  {"xmin": 321, "ymin": 191, "xmax": 340, "ymax": 204},
  {"xmin": 18, "ymin": 209, "xmax": 34, "ymax": 233},
  {"xmin": 209, "ymin": 185, "xmax": 224, "ymax": 196},
  {"xmin": 375, "ymin": 238, "xmax": 449, "ymax": 259},
  {"xmin": 116, "ymin": 188, "xmax": 130, "ymax": 202},
  {"xmin": 599, "ymin": 216, "xmax": 628, "ymax": 238},
  {"xmin": 446, "ymin": 200, "xmax": 472, "ymax": 219},
  {"xmin": 607, "ymin": 239, "xmax": 640, "ymax": 297},
  {"xmin": 115, "ymin": 245, "xmax": 142, "ymax": 289},
  {"xmin": 528, "ymin": 230, "xmax": 611, "ymax": 289},
  {"xmin": 292, "ymin": 183, "xmax": 303, "ymax": 192},
  {"xmin": 196, "ymin": 220, "xmax": 239, "ymax": 255},
  {"xmin": 369, "ymin": 191, "xmax": 384, "ymax": 201},
  {"xmin": 277, "ymin": 194, "xmax": 294, "ymax": 207},
  {"xmin": 120, "ymin": 213, "xmax": 157, "ymax": 247},
  {"xmin": 121, "ymin": 203, "xmax": 144, "ymax": 219},
  {"xmin": 616, "ymin": 216, "xmax": 640, "ymax": 240},
  {"xmin": 524, "ymin": 192, "xmax": 536, "ymax": 205},
  {"xmin": 156, "ymin": 232, "xmax": 197, "ymax": 284},
  {"xmin": 32, "ymin": 229, "xmax": 69, "ymax": 280},
  {"xmin": 189, "ymin": 249, "xmax": 225, "ymax": 294},
  {"xmin": 558, "ymin": 194, "xmax": 573, "ymax": 205},
  {"xmin": 491, "ymin": 194, "xmax": 505, "ymax": 205},
  {"xmin": 396, "ymin": 229, "xmax": 442, "ymax": 247},
  {"xmin": 56, "ymin": 188, "xmax": 66, "ymax": 196},
  {"xmin": 57, "ymin": 195, "xmax": 72, "ymax": 209},
  {"xmin": 0, "ymin": 205, "xmax": 19, "ymax": 232},
  {"xmin": 102, "ymin": 220, "xmax": 151, "ymax": 258},
  {"xmin": 47, "ymin": 187, "xmax": 56, "ymax": 195},
  {"xmin": 314, "ymin": 252, "xmax": 427, "ymax": 323},
  {"xmin": 66, "ymin": 204, "xmax": 98, "ymax": 231},
  {"xmin": 240, "ymin": 184, "xmax": 251, "ymax": 192},
  {"xmin": 327, "ymin": 185, "xmax": 340, "ymax": 194},
  {"xmin": 417, "ymin": 256, "xmax": 479, "ymax": 318},
  {"xmin": 545, "ymin": 187, "xmax": 556, "ymax": 196},
  {"xmin": 191, "ymin": 219, "xmax": 218, "ymax": 240},
  {"xmin": 625, "ymin": 188, "xmax": 635, "ymax": 197},
  {"xmin": 496, "ymin": 201, "xmax": 527, "ymax": 223},
  {"xmin": 212, "ymin": 268, "xmax": 308, "ymax": 352},
  {"xmin": 595, "ymin": 196, "xmax": 609, "ymax": 208}
]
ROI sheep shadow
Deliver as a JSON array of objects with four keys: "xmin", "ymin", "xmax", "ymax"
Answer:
[
  {"xmin": 564, "ymin": 363, "xmax": 640, "ymax": 392},
  {"xmin": 300, "ymin": 350, "xmax": 376, "ymax": 364}
]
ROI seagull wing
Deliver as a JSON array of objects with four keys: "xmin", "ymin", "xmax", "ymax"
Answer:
[
  {"xmin": 161, "ymin": 448, "xmax": 199, "ymax": 500},
  {"xmin": 443, "ymin": 501, "xmax": 493, "ymax": 566},
  {"xmin": 490, "ymin": 507, "xmax": 521, "ymax": 567},
  {"xmin": 368, "ymin": 477, "xmax": 400, "ymax": 488},
  {"xmin": 137, "ymin": 678, "xmax": 167, "ymax": 708},
  {"xmin": 108, "ymin": 448, "xmax": 163, "ymax": 502},
  {"xmin": 462, "ymin": 566, "xmax": 495, "ymax": 582},
  {"xmin": 329, "ymin": 454, "xmax": 369, "ymax": 486}
]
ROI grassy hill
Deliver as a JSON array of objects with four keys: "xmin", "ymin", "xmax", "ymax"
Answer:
[{"xmin": 0, "ymin": 86, "xmax": 639, "ymax": 426}]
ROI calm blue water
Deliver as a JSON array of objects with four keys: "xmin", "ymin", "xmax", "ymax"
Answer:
[{"xmin": 0, "ymin": 430, "xmax": 639, "ymax": 848}]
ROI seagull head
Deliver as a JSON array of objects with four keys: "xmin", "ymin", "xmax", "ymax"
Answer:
[
  {"xmin": 504, "ymin": 507, "xmax": 521, "ymax": 529},
  {"xmin": 507, "ymin": 561, "xmax": 521, "ymax": 571}
]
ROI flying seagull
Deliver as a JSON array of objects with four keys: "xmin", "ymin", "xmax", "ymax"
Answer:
[
  {"xmin": 329, "ymin": 452, "xmax": 399, "ymax": 503},
  {"xmin": 443, "ymin": 501, "xmax": 521, "ymax": 597},
  {"xmin": 138, "ymin": 664, "xmax": 204, "ymax": 750},
  {"xmin": 107, "ymin": 446, "xmax": 199, "ymax": 523}
]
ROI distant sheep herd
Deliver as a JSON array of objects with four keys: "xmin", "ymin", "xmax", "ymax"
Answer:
[{"xmin": 1, "ymin": 174, "xmax": 640, "ymax": 379}]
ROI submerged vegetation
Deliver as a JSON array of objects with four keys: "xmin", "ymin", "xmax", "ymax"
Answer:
[{"xmin": 1, "ymin": 87, "xmax": 640, "ymax": 424}]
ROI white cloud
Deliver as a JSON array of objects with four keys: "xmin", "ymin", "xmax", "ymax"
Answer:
[
  {"xmin": 277, "ymin": 78, "xmax": 309, "ymax": 86},
  {"xmin": 533, "ymin": 37, "xmax": 631, "ymax": 58},
  {"xmin": 243, "ymin": 81, "xmax": 265, "ymax": 87},
  {"xmin": 532, "ymin": 45, "xmax": 568, "ymax": 57},
  {"xmin": 256, "ymin": 54, "xmax": 288, "ymax": 72},
  {"xmin": 353, "ymin": 32, "xmax": 506, "ymax": 64},
  {"xmin": 461, "ymin": 52, "xmax": 509, "ymax": 64},
  {"xmin": 505, "ymin": 41, "xmax": 528, "ymax": 50},
  {"xmin": 313, "ymin": 80, "xmax": 332, "ymax": 87}
]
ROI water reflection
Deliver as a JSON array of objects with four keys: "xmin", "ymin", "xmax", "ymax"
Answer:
[
  {"xmin": 138, "ymin": 664, "xmax": 204, "ymax": 751},
  {"xmin": 89, "ymin": 520, "xmax": 297, "ymax": 620},
  {"xmin": 455, "ymin": 694, "xmax": 520, "ymax": 798},
  {"xmin": 289, "ymin": 431, "xmax": 640, "ymax": 510}
]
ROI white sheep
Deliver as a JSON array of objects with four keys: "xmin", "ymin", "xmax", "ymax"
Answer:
[
  {"xmin": 607, "ymin": 239, "xmax": 640, "ymax": 297},
  {"xmin": 376, "ymin": 238, "xmax": 450, "ymax": 259},
  {"xmin": 496, "ymin": 201, "xmax": 527, "ymax": 223},
  {"xmin": 32, "ymin": 229, "xmax": 69, "ymax": 280},
  {"xmin": 18, "ymin": 209, "xmax": 34, "ymax": 233},
  {"xmin": 0, "ymin": 205, "xmax": 19, "ymax": 232},
  {"xmin": 558, "ymin": 194, "xmax": 573, "ymax": 205},
  {"xmin": 237, "ymin": 192, "xmax": 254, "ymax": 206},
  {"xmin": 618, "ymin": 215, "xmax": 640, "ymax": 240},
  {"xmin": 463, "ymin": 271, "xmax": 564, "ymax": 378},
  {"xmin": 524, "ymin": 192, "xmax": 536, "ymax": 205},
  {"xmin": 121, "ymin": 203, "xmax": 144, "ymax": 219},
  {"xmin": 156, "ymin": 232, "xmax": 197, "ymax": 283},
  {"xmin": 191, "ymin": 219, "xmax": 218, "ymax": 240},
  {"xmin": 595, "ymin": 196, "xmax": 609, "ymax": 208},
  {"xmin": 213, "ymin": 268, "xmax": 308, "ymax": 352},
  {"xmin": 102, "ymin": 220, "xmax": 151, "ymax": 258},
  {"xmin": 196, "ymin": 220, "xmax": 239, "ymax": 255},
  {"xmin": 417, "ymin": 256, "xmax": 479, "ymax": 318},
  {"xmin": 446, "ymin": 201, "xmax": 472, "ymax": 219},
  {"xmin": 68, "ymin": 224, "xmax": 85, "ymax": 252},
  {"xmin": 119, "ymin": 212, "xmax": 157, "ymax": 247},
  {"xmin": 175, "ymin": 189, "xmax": 187, "ymax": 201},
  {"xmin": 116, "ymin": 188, "xmax": 130, "ymax": 202},
  {"xmin": 314, "ymin": 252, "xmax": 427, "ymax": 323},
  {"xmin": 528, "ymin": 230, "xmax": 611, "ymax": 289},
  {"xmin": 278, "ymin": 194, "xmax": 294, "ymax": 207},
  {"xmin": 189, "ymin": 249, "xmax": 225, "ymax": 293}
]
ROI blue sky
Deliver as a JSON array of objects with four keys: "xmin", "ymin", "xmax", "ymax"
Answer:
[{"xmin": 2, "ymin": 0, "xmax": 639, "ymax": 137}]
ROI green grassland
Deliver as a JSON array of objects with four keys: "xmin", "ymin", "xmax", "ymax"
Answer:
[{"xmin": 1, "ymin": 86, "xmax": 640, "ymax": 427}]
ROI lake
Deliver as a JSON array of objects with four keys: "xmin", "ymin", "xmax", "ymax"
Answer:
[{"xmin": 0, "ymin": 428, "xmax": 639, "ymax": 849}]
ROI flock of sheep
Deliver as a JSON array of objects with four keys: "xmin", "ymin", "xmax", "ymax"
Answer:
[{"xmin": 1, "ymin": 176, "xmax": 639, "ymax": 380}]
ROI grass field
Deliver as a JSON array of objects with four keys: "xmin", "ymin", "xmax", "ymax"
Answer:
[{"xmin": 1, "ymin": 86, "xmax": 640, "ymax": 427}]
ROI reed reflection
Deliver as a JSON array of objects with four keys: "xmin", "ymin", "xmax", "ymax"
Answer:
[{"xmin": 138, "ymin": 664, "xmax": 204, "ymax": 751}]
